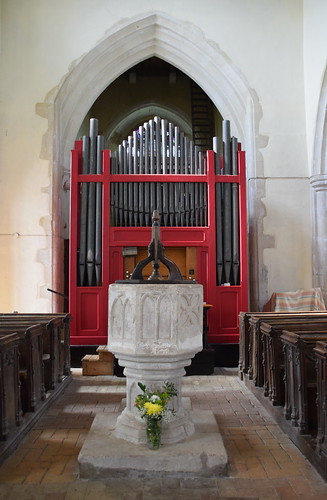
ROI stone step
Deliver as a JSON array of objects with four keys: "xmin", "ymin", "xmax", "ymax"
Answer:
[{"xmin": 81, "ymin": 353, "xmax": 114, "ymax": 376}]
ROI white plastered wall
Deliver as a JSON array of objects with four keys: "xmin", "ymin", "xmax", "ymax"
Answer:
[
  {"xmin": 303, "ymin": 0, "xmax": 327, "ymax": 172},
  {"xmin": 0, "ymin": 0, "xmax": 321, "ymax": 312},
  {"xmin": 303, "ymin": 0, "xmax": 327, "ymax": 303}
]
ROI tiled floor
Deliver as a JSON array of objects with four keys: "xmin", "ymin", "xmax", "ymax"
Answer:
[{"xmin": 0, "ymin": 368, "xmax": 327, "ymax": 499}]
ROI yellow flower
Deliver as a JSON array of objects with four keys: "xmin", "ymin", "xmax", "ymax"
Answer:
[{"xmin": 143, "ymin": 402, "xmax": 163, "ymax": 416}]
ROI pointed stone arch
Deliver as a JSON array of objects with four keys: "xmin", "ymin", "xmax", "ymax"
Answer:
[
  {"xmin": 46, "ymin": 12, "xmax": 268, "ymax": 310},
  {"xmin": 310, "ymin": 63, "xmax": 327, "ymax": 303},
  {"xmin": 105, "ymin": 103, "xmax": 193, "ymax": 148}
]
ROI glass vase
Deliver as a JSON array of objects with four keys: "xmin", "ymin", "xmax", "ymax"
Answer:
[{"xmin": 146, "ymin": 418, "xmax": 162, "ymax": 449}]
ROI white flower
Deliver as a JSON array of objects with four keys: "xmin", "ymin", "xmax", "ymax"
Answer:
[{"xmin": 150, "ymin": 395, "xmax": 160, "ymax": 402}]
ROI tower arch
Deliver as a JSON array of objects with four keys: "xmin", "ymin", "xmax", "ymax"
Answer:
[
  {"xmin": 47, "ymin": 12, "xmax": 267, "ymax": 310},
  {"xmin": 311, "ymin": 64, "xmax": 327, "ymax": 303}
]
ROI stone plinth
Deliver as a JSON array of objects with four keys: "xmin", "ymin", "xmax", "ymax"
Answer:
[
  {"xmin": 107, "ymin": 283, "xmax": 203, "ymax": 444},
  {"xmin": 78, "ymin": 409, "xmax": 228, "ymax": 479}
]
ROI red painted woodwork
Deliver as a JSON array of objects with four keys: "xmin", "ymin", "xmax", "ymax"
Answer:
[
  {"xmin": 69, "ymin": 141, "xmax": 110, "ymax": 345},
  {"xmin": 69, "ymin": 145, "xmax": 248, "ymax": 346}
]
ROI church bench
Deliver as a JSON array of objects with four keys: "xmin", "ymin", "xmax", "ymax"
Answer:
[
  {"xmin": 243, "ymin": 312, "xmax": 327, "ymax": 388},
  {"xmin": 239, "ymin": 311, "xmax": 314, "ymax": 378},
  {"xmin": 0, "ymin": 313, "xmax": 72, "ymax": 378},
  {"xmin": 238, "ymin": 311, "xmax": 327, "ymax": 381},
  {"xmin": 0, "ymin": 324, "xmax": 45, "ymax": 413},
  {"xmin": 239, "ymin": 312, "xmax": 294, "ymax": 378},
  {"xmin": 0, "ymin": 319, "xmax": 58, "ymax": 394},
  {"xmin": 0, "ymin": 315, "xmax": 72, "ymax": 464},
  {"xmin": 260, "ymin": 320, "xmax": 327, "ymax": 407},
  {"xmin": 280, "ymin": 330, "xmax": 327, "ymax": 435},
  {"xmin": 0, "ymin": 333, "xmax": 22, "ymax": 440},
  {"xmin": 0, "ymin": 317, "xmax": 62, "ymax": 391},
  {"xmin": 0, "ymin": 314, "xmax": 72, "ymax": 391},
  {"xmin": 252, "ymin": 314, "xmax": 327, "ymax": 388},
  {"xmin": 313, "ymin": 341, "xmax": 327, "ymax": 458},
  {"xmin": 239, "ymin": 311, "xmax": 289, "ymax": 379}
]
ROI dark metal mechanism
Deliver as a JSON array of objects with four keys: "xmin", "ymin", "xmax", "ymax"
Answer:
[{"xmin": 117, "ymin": 210, "xmax": 196, "ymax": 284}]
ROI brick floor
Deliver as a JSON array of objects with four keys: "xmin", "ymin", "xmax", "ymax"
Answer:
[{"xmin": 0, "ymin": 368, "xmax": 327, "ymax": 499}]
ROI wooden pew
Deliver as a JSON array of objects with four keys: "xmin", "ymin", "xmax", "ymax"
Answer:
[
  {"xmin": 0, "ymin": 315, "xmax": 72, "ymax": 464},
  {"xmin": 0, "ymin": 333, "xmax": 22, "ymax": 440},
  {"xmin": 313, "ymin": 341, "xmax": 327, "ymax": 457},
  {"xmin": 257, "ymin": 315, "xmax": 327, "ymax": 388},
  {"xmin": 238, "ymin": 311, "xmax": 327, "ymax": 381},
  {"xmin": 0, "ymin": 313, "xmax": 72, "ymax": 389},
  {"xmin": 9, "ymin": 313, "xmax": 71, "ymax": 377},
  {"xmin": 238, "ymin": 311, "xmax": 306, "ymax": 378},
  {"xmin": 280, "ymin": 330, "xmax": 327, "ymax": 435},
  {"xmin": 244, "ymin": 313, "xmax": 327, "ymax": 388},
  {"xmin": 238, "ymin": 311, "xmax": 252, "ymax": 379},
  {"xmin": 240, "ymin": 312, "xmax": 327, "ymax": 482},
  {"xmin": 0, "ymin": 324, "xmax": 45, "ymax": 413},
  {"xmin": 239, "ymin": 311, "xmax": 278, "ymax": 379},
  {"xmin": 0, "ymin": 318, "xmax": 58, "ymax": 393},
  {"xmin": 260, "ymin": 319, "xmax": 327, "ymax": 407}
]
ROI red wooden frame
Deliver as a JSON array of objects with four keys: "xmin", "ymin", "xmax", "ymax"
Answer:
[{"xmin": 69, "ymin": 145, "xmax": 248, "ymax": 346}]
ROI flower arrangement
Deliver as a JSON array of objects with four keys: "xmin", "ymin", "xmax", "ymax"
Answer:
[{"xmin": 134, "ymin": 381, "xmax": 177, "ymax": 449}]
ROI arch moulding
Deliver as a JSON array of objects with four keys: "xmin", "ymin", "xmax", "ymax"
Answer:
[
  {"xmin": 48, "ymin": 12, "xmax": 268, "ymax": 311},
  {"xmin": 310, "ymin": 64, "xmax": 327, "ymax": 303}
]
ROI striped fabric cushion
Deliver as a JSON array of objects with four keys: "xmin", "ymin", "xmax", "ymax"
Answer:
[{"xmin": 274, "ymin": 288, "xmax": 326, "ymax": 312}]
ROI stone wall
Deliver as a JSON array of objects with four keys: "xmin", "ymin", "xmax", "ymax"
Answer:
[{"xmin": 0, "ymin": 0, "xmax": 326, "ymax": 312}]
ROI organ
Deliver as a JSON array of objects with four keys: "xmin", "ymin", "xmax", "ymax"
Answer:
[{"xmin": 69, "ymin": 117, "xmax": 248, "ymax": 348}]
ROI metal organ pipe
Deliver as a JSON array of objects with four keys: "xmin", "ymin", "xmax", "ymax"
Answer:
[{"xmin": 78, "ymin": 117, "xmax": 242, "ymax": 288}]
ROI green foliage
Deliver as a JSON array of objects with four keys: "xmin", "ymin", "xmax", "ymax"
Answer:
[{"xmin": 134, "ymin": 381, "xmax": 177, "ymax": 422}]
